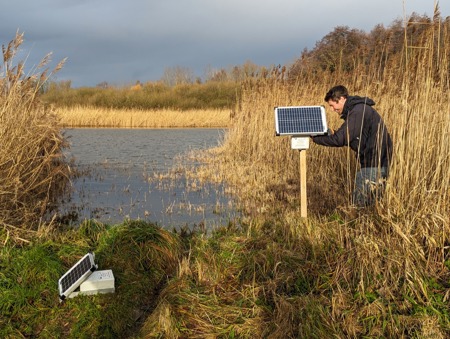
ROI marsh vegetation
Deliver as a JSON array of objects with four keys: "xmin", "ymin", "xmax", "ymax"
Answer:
[{"xmin": 2, "ymin": 7, "xmax": 450, "ymax": 338}]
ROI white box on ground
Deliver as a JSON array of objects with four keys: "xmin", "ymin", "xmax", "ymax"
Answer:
[
  {"xmin": 291, "ymin": 137, "xmax": 309, "ymax": 150},
  {"xmin": 79, "ymin": 269, "xmax": 115, "ymax": 295}
]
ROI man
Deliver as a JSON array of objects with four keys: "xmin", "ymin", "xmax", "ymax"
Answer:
[{"xmin": 312, "ymin": 85, "xmax": 393, "ymax": 207}]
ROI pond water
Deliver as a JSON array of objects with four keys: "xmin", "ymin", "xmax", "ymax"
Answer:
[{"xmin": 56, "ymin": 128, "xmax": 238, "ymax": 230}]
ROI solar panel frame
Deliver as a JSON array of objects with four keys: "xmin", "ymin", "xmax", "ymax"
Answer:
[
  {"xmin": 58, "ymin": 252, "xmax": 97, "ymax": 300},
  {"xmin": 275, "ymin": 106, "xmax": 328, "ymax": 136}
]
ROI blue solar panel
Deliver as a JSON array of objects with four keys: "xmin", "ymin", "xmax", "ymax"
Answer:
[
  {"xmin": 58, "ymin": 252, "xmax": 97, "ymax": 300},
  {"xmin": 275, "ymin": 106, "xmax": 328, "ymax": 136}
]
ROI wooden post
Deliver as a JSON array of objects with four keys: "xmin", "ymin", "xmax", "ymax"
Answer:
[{"xmin": 299, "ymin": 150, "xmax": 307, "ymax": 218}]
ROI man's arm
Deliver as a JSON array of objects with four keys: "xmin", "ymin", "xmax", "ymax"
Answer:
[{"xmin": 312, "ymin": 121, "xmax": 348, "ymax": 147}]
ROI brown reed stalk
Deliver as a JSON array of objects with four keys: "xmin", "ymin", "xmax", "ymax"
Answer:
[{"xmin": 0, "ymin": 32, "xmax": 70, "ymax": 236}]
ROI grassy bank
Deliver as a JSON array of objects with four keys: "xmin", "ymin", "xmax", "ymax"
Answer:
[
  {"xmin": 4, "ymin": 213, "xmax": 449, "ymax": 338},
  {"xmin": 55, "ymin": 106, "xmax": 231, "ymax": 128},
  {"xmin": 0, "ymin": 220, "xmax": 184, "ymax": 338}
]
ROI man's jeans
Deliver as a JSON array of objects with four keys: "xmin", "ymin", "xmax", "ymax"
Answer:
[{"xmin": 352, "ymin": 167, "xmax": 388, "ymax": 207}]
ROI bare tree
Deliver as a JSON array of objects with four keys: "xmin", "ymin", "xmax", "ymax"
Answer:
[{"xmin": 161, "ymin": 66, "xmax": 194, "ymax": 86}]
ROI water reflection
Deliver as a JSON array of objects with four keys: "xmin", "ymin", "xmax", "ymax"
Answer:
[{"xmin": 56, "ymin": 128, "xmax": 237, "ymax": 229}]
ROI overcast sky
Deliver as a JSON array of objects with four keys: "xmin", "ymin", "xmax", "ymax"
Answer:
[{"xmin": 1, "ymin": 0, "xmax": 448, "ymax": 87}]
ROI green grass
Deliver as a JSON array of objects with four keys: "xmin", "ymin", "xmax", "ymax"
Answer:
[
  {"xmin": 2, "ymin": 215, "xmax": 450, "ymax": 338},
  {"xmin": 0, "ymin": 220, "xmax": 183, "ymax": 338}
]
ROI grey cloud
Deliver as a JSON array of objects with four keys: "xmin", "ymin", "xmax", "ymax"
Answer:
[{"xmin": 0, "ymin": 0, "xmax": 446, "ymax": 87}]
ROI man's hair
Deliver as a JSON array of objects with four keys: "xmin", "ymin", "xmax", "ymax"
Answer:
[{"xmin": 324, "ymin": 85, "xmax": 349, "ymax": 102}]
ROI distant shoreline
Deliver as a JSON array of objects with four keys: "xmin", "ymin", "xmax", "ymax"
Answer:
[{"xmin": 55, "ymin": 106, "xmax": 231, "ymax": 129}]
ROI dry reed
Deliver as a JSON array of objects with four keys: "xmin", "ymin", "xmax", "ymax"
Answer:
[
  {"xmin": 153, "ymin": 9, "xmax": 450, "ymax": 337},
  {"xmin": 0, "ymin": 32, "xmax": 70, "ymax": 236},
  {"xmin": 54, "ymin": 106, "xmax": 231, "ymax": 128},
  {"xmin": 215, "ymin": 15, "xmax": 450, "ymax": 226}
]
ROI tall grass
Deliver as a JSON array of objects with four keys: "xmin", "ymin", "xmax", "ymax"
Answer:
[
  {"xmin": 141, "ymin": 9, "xmax": 450, "ymax": 337},
  {"xmin": 255, "ymin": 12, "xmax": 447, "ymax": 337},
  {"xmin": 55, "ymin": 106, "xmax": 231, "ymax": 128},
  {"xmin": 217, "ymin": 13, "xmax": 450, "ymax": 221},
  {"xmin": 0, "ymin": 32, "xmax": 70, "ymax": 235}
]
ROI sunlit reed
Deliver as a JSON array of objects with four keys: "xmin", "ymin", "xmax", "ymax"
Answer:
[
  {"xmin": 55, "ymin": 106, "xmax": 231, "ymax": 128},
  {"xmin": 0, "ymin": 32, "xmax": 70, "ymax": 234}
]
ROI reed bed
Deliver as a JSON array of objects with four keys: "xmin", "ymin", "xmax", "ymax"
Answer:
[
  {"xmin": 212, "ymin": 18, "xmax": 450, "ymax": 224},
  {"xmin": 55, "ymin": 106, "xmax": 231, "ymax": 128},
  {"xmin": 143, "ymin": 9, "xmax": 450, "ymax": 338},
  {"xmin": 0, "ymin": 32, "xmax": 70, "ymax": 236}
]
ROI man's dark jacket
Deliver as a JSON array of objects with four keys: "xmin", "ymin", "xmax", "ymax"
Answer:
[{"xmin": 312, "ymin": 96, "xmax": 393, "ymax": 171}]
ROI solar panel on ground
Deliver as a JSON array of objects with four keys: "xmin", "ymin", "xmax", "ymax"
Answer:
[
  {"xmin": 58, "ymin": 252, "xmax": 97, "ymax": 300},
  {"xmin": 275, "ymin": 106, "xmax": 328, "ymax": 136}
]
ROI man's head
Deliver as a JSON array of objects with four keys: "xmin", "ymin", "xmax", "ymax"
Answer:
[{"xmin": 324, "ymin": 85, "xmax": 348, "ymax": 114}]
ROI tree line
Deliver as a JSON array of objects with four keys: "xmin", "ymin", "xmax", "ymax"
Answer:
[
  {"xmin": 42, "ymin": 10, "xmax": 449, "ymax": 110},
  {"xmin": 288, "ymin": 11, "xmax": 449, "ymax": 82}
]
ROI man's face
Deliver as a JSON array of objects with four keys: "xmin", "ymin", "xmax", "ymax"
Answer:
[{"xmin": 327, "ymin": 97, "xmax": 346, "ymax": 114}]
